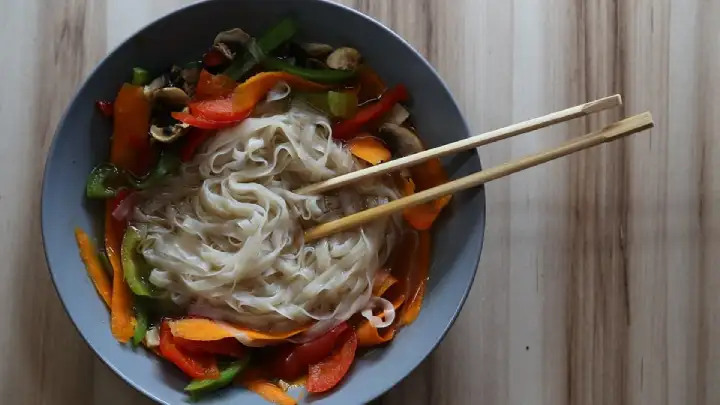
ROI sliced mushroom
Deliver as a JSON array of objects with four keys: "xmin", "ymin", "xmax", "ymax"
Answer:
[
  {"xmin": 213, "ymin": 42, "xmax": 235, "ymax": 60},
  {"xmin": 143, "ymin": 75, "xmax": 166, "ymax": 99},
  {"xmin": 385, "ymin": 104, "xmax": 410, "ymax": 125},
  {"xmin": 214, "ymin": 28, "xmax": 252, "ymax": 46},
  {"xmin": 326, "ymin": 47, "xmax": 361, "ymax": 70},
  {"xmin": 180, "ymin": 65, "xmax": 200, "ymax": 98},
  {"xmin": 151, "ymin": 87, "xmax": 190, "ymax": 109},
  {"xmin": 378, "ymin": 123, "xmax": 424, "ymax": 158},
  {"xmin": 150, "ymin": 108, "xmax": 191, "ymax": 143},
  {"xmin": 300, "ymin": 42, "xmax": 334, "ymax": 57}
]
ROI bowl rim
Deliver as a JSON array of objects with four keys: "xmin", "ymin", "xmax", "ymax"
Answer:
[{"xmin": 40, "ymin": 0, "xmax": 485, "ymax": 403}]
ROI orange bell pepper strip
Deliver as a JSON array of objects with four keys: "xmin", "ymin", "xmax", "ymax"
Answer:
[
  {"xmin": 74, "ymin": 227, "xmax": 112, "ymax": 307},
  {"xmin": 232, "ymin": 71, "xmax": 331, "ymax": 113},
  {"xmin": 356, "ymin": 294, "xmax": 406, "ymax": 347},
  {"xmin": 399, "ymin": 230, "xmax": 431, "ymax": 326},
  {"xmin": 194, "ymin": 69, "xmax": 237, "ymax": 100},
  {"xmin": 110, "ymin": 84, "xmax": 154, "ymax": 176},
  {"xmin": 348, "ymin": 136, "xmax": 392, "ymax": 165},
  {"xmin": 105, "ymin": 191, "xmax": 136, "ymax": 342}
]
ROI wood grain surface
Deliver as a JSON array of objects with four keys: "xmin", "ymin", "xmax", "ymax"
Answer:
[{"xmin": 1, "ymin": 0, "xmax": 717, "ymax": 404}]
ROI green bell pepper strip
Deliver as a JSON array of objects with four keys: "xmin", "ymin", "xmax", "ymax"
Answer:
[
  {"xmin": 132, "ymin": 67, "xmax": 151, "ymax": 86},
  {"xmin": 85, "ymin": 151, "xmax": 181, "ymax": 198},
  {"xmin": 223, "ymin": 18, "xmax": 298, "ymax": 80},
  {"xmin": 262, "ymin": 57, "xmax": 356, "ymax": 84},
  {"xmin": 328, "ymin": 91, "xmax": 359, "ymax": 118},
  {"xmin": 185, "ymin": 356, "xmax": 252, "ymax": 398},
  {"xmin": 132, "ymin": 303, "xmax": 148, "ymax": 347},
  {"xmin": 121, "ymin": 226, "xmax": 156, "ymax": 297}
]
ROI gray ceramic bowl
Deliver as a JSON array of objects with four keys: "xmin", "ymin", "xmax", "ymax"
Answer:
[{"xmin": 41, "ymin": 0, "xmax": 485, "ymax": 404}]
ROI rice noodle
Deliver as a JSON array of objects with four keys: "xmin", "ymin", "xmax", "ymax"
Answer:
[{"xmin": 132, "ymin": 106, "xmax": 402, "ymax": 334}]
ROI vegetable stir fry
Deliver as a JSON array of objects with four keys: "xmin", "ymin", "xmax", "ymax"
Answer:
[{"xmin": 74, "ymin": 17, "xmax": 450, "ymax": 403}]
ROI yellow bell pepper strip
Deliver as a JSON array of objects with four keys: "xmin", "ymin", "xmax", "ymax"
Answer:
[
  {"xmin": 74, "ymin": 227, "xmax": 112, "ymax": 308},
  {"xmin": 348, "ymin": 136, "xmax": 392, "ymax": 165},
  {"xmin": 241, "ymin": 376, "xmax": 297, "ymax": 405},
  {"xmin": 110, "ymin": 83, "xmax": 154, "ymax": 176},
  {"xmin": 331, "ymin": 84, "xmax": 409, "ymax": 141},
  {"xmin": 232, "ymin": 71, "xmax": 331, "ymax": 113},
  {"xmin": 262, "ymin": 57, "xmax": 357, "ymax": 84},
  {"xmin": 105, "ymin": 190, "xmax": 136, "ymax": 343},
  {"xmin": 223, "ymin": 17, "xmax": 298, "ymax": 81}
]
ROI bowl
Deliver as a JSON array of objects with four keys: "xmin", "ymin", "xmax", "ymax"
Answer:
[{"xmin": 41, "ymin": 0, "xmax": 485, "ymax": 403}]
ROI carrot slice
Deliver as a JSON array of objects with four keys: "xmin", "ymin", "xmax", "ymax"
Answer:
[
  {"xmin": 168, "ymin": 318, "xmax": 310, "ymax": 346},
  {"xmin": 399, "ymin": 230, "xmax": 431, "ymax": 325},
  {"xmin": 74, "ymin": 227, "xmax": 112, "ymax": 307},
  {"xmin": 194, "ymin": 69, "xmax": 237, "ymax": 100},
  {"xmin": 105, "ymin": 193, "xmax": 136, "ymax": 343},
  {"xmin": 232, "ymin": 72, "xmax": 331, "ymax": 113},
  {"xmin": 402, "ymin": 158, "xmax": 451, "ymax": 230},
  {"xmin": 348, "ymin": 136, "xmax": 392, "ymax": 165},
  {"xmin": 243, "ymin": 379, "xmax": 297, "ymax": 405},
  {"xmin": 372, "ymin": 270, "xmax": 398, "ymax": 297},
  {"xmin": 356, "ymin": 294, "xmax": 406, "ymax": 347}
]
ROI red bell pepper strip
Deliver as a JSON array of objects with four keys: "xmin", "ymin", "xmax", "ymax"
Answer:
[
  {"xmin": 203, "ymin": 49, "xmax": 229, "ymax": 68},
  {"xmin": 331, "ymin": 84, "xmax": 409, "ymax": 141},
  {"xmin": 189, "ymin": 99, "xmax": 251, "ymax": 122},
  {"xmin": 180, "ymin": 129, "xmax": 215, "ymax": 162},
  {"xmin": 270, "ymin": 322, "xmax": 349, "ymax": 381},
  {"xmin": 195, "ymin": 69, "xmax": 238, "ymax": 101},
  {"xmin": 174, "ymin": 337, "xmax": 246, "ymax": 358},
  {"xmin": 96, "ymin": 100, "xmax": 114, "ymax": 117},
  {"xmin": 171, "ymin": 111, "xmax": 244, "ymax": 130},
  {"xmin": 307, "ymin": 328, "xmax": 358, "ymax": 393},
  {"xmin": 159, "ymin": 321, "xmax": 220, "ymax": 380}
]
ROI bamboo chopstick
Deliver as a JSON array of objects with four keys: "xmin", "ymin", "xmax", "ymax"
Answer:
[
  {"xmin": 304, "ymin": 111, "xmax": 653, "ymax": 242},
  {"xmin": 295, "ymin": 94, "xmax": 623, "ymax": 196}
]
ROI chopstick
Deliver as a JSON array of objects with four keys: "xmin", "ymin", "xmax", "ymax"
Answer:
[
  {"xmin": 304, "ymin": 112, "xmax": 654, "ymax": 242},
  {"xmin": 295, "ymin": 94, "xmax": 622, "ymax": 196}
]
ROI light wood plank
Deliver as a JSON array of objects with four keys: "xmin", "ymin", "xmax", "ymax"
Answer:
[{"xmin": 1, "ymin": 0, "xmax": 719, "ymax": 404}]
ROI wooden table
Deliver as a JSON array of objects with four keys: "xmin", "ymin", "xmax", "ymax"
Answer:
[{"xmin": 2, "ymin": 0, "xmax": 717, "ymax": 404}]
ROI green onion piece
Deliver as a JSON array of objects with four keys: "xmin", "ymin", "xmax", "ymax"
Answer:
[
  {"xmin": 328, "ymin": 91, "xmax": 359, "ymax": 118},
  {"xmin": 131, "ymin": 67, "xmax": 151, "ymax": 86},
  {"xmin": 223, "ymin": 18, "xmax": 298, "ymax": 80},
  {"xmin": 262, "ymin": 57, "xmax": 356, "ymax": 84},
  {"xmin": 132, "ymin": 304, "xmax": 148, "ymax": 347},
  {"xmin": 185, "ymin": 356, "xmax": 252, "ymax": 398}
]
